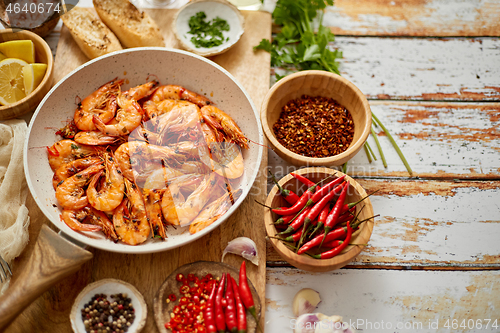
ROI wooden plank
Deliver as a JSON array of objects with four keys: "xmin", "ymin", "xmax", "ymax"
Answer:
[
  {"xmin": 271, "ymin": 37, "xmax": 500, "ymax": 101},
  {"xmin": 265, "ymin": 268, "xmax": 500, "ymax": 332},
  {"xmin": 265, "ymin": 179, "xmax": 500, "ymax": 268},
  {"xmin": 324, "ymin": 0, "xmax": 500, "ymax": 37},
  {"xmin": 268, "ymin": 101, "xmax": 500, "ymax": 179},
  {"xmin": 6, "ymin": 10, "xmax": 272, "ymax": 333}
]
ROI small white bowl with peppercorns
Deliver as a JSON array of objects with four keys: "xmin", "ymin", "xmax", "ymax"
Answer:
[{"xmin": 261, "ymin": 70, "xmax": 372, "ymax": 166}]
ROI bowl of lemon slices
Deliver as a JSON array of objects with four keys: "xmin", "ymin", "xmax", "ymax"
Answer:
[{"xmin": 0, "ymin": 29, "xmax": 53, "ymax": 120}]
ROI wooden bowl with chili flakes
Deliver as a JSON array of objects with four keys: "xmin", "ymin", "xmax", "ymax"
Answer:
[
  {"xmin": 261, "ymin": 70, "xmax": 371, "ymax": 166},
  {"xmin": 264, "ymin": 167, "xmax": 375, "ymax": 272}
]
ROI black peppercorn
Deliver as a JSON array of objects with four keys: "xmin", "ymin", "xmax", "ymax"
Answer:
[{"xmin": 81, "ymin": 293, "xmax": 136, "ymax": 333}]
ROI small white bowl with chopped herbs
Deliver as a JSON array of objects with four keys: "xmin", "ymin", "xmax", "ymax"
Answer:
[{"xmin": 173, "ymin": 0, "xmax": 245, "ymax": 57}]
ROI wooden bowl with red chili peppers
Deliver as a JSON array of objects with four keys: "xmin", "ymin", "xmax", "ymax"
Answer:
[
  {"xmin": 261, "ymin": 70, "xmax": 371, "ymax": 166},
  {"xmin": 264, "ymin": 167, "xmax": 375, "ymax": 272}
]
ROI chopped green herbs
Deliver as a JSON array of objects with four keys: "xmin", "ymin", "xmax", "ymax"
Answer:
[{"xmin": 187, "ymin": 11, "xmax": 230, "ymax": 48}]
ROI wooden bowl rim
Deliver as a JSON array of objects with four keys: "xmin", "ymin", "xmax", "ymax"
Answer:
[
  {"xmin": 264, "ymin": 167, "xmax": 374, "ymax": 271},
  {"xmin": 0, "ymin": 29, "xmax": 53, "ymax": 112},
  {"xmin": 260, "ymin": 70, "xmax": 372, "ymax": 166}
]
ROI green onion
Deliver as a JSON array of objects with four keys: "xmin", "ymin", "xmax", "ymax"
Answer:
[
  {"xmin": 363, "ymin": 143, "xmax": 372, "ymax": 163},
  {"xmin": 364, "ymin": 141, "xmax": 377, "ymax": 161},
  {"xmin": 371, "ymin": 125, "xmax": 387, "ymax": 168},
  {"xmin": 372, "ymin": 112, "xmax": 413, "ymax": 176}
]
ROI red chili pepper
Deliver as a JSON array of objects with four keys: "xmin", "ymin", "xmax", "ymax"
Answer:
[
  {"xmin": 176, "ymin": 273, "xmax": 185, "ymax": 282},
  {"xmin": 319, "ymin": 182, "xmax": 350, "ymax": 248},
  {"xmin": 224, "ymin": 275, "xmax": 238, "ymax": 333},
  {"xmin": 238, "ymin": 261, "xmax": 258, "ymax": 326},
  {"xmin": 215, "ymin": 273, "xmax": 226, "ymax": 333},
  {"xmin": 273, "ymin": 214, "xmax": 295, "ymax": 225},
  {"xmin": 308, "ymin": 175, "xmax": 346, "ymax": 204},
  {"xmin": 271, "ymin": 174, "xmax": 334, "ymax": 216},
  {"xmin": 290, "ymin": 172, "xmax": 315, "ymax": 187},
  {"xmin": 271, "ymin": 185, "xmax": 316, "ymax": 216},
  {"xmin": 276, "ymin": 206, "xmax": 311, "ymax": 235},
  {"xmin": 230, "ymin": 276, "xmax": 247, "ymax": 333},
  {"xmin": 310, "ymin": 182, "xmax": 347, "ymax": 240},
  {"xmin": 269, "ymin": 170, "xmax": 300, "ymax": 205},
  {"xmin": 337, "ymin": 207, "xmax": 356, "ymax": 225},
  {"xmin": 168, "ymin": 293, "xmax": 177, "ymax": 302},
  {"xmin": 310, "ymin": 221, "xmax": 353, "ymax": 259},
  {"xmin": 295, "ymin": 183, "xmax": 344, "ymax": 249},
  {"xmin": 306, "ymin": 182, "xmax": 345, "ymax": 224},
  {"xmin": 272, "ymin": 174, "xmax": 338, "ymax": 217},
  {"xmin": 298, "ymin": 216, "xmax": 368, "ymax": 255},
  {"xmin": 315, "ymin": 204, "xmax": 330, "ymax": 227},
  {"xmin": 286, "ymin": 227, "xmax": 304, "ymax": 242},
  {"xmin": 323, "ymin": 239, "xmax": 344, "ymax": 248},
  {"xmin": 204, "ymin": 283, "xmax": 217, "ymax": 333}
]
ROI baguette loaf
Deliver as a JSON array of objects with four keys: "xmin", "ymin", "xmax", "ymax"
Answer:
[
  {"xmin": 61, "ymin": 7, "xmax": 123, "ymax": 59},
  {"xmin": 93, "ymin": 0, "xmax": 165, "ymax": 48}
]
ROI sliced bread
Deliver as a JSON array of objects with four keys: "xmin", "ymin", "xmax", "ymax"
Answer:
[
  {"xmin": 93, "ymin": 0, "xmax": 165, "ymax": 48},
  {"xmin": 61, "ymin": 7, "xmax": 123, "ymax": 59}
]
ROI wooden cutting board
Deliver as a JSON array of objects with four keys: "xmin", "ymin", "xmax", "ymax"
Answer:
[{"xmin": 6, "ymin": 9, "xmax": 271, "ymax": 333}]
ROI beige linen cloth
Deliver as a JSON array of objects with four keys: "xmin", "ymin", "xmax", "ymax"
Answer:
[{"xmin": 0, "ymin": 119, "xmax": 30, "ymax": 295}]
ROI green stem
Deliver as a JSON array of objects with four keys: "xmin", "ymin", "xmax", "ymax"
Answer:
[
  {"xmin": 254, "ymin": 200, "xmax": 272, "ymax": 209},
  {"xmin": 363, "ymin": 143, "xmax": 372, "ymax": 163},
  {"xmin": 296, "ymin": 222, "xmax": 313, "ymax": 253},
  {"xmin": 268, "ymin": 169, "xmax": 288, "ymax": 196},
  {"xmin": 365, "ymin": 141, "xmax": 377, "ymax": 161},
  {"xmin": 342, "ymin": 162, "xmax": 347, "ymax": 173},
  {"xmin": 372, "ymin": 112, "xmax": 413, "ymax": 176},
  {"xmin": 371, "ymin": 125, "xmax": 387, "ymax": 168}
]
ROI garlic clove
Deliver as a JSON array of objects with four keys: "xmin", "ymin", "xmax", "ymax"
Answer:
[
  {"xmin": 221, "ymin": 237, "xmax": 259, "ymax": 265},
  {"xmin": 295, "ymin": 313, "xmax": 356, "ymax": 333},
  {"xmin": 292, "ymin": 288, "xmax": 322, "ymax": 317},
  {"xmin": 294, "ymin": 313, "xmax": 321, "ymax": 333},
  {"xmin": 315, "ymin": 314, "xmax": 356, "ymax": 333}
]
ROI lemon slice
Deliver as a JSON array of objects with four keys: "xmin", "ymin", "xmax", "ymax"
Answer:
[
  {"xmin": 0, "ymin": 40, "xmax": 35, "ymax": 63},
  {"xmin": 0, "ymin": 58, "xmax": 28, "ymax": 105},
  {"xmin": 31, "ymin": 63, "xmax": 47, "ymax": 88},
  {"xmin": 22, "ymin": 64, "xmax": 35, "ymax": 95}
]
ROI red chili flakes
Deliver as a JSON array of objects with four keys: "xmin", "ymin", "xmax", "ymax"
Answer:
[
  {"xmin": 56, "ymin": 119, "xmax": 78, "ymax": 139},
  {"xmin": 272, "ymin": 95, "xmax": 355, "ymax": 158},
  {"xmin": 165, "ymin": 272, "xmax": 217, "ymax": 332}
]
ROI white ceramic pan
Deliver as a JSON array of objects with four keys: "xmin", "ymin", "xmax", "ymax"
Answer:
[{"xmin": 0, "ymin": 48, "xmax": 263, "ymax": 329}]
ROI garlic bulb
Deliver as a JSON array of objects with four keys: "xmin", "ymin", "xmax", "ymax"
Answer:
[{"xmin": 222, "ymin": 237, "xmax": 259, "ymax": 265}]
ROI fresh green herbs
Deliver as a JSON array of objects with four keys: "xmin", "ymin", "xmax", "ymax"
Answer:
[
  {"xmin": 187, "ymin": 11, "xmax": 230, "ymax": 48},
  {"xmin": 254, "ymin": 0, "xmax": 341, "ymax": 80},
  {"xmin": 256, "ymin": 0, "xmax": 413, "ymax": 175}
]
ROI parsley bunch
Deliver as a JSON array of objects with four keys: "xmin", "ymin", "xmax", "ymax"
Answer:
[
  {"xmin": 254, "ymin": 0, "xmax": 341, "ymax": 80},
  {"xmin": 188, "ymin": 12, "xmax": 230, "ymax": 48}
]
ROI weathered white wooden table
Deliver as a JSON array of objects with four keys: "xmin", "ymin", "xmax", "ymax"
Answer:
[
  {"xmin": 27, "ymin": 0, "xmax": 500, "ymax": 332},
  {"xmin": 265, "ymin": 1, "xmax": 500, "ymax": 332}
]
